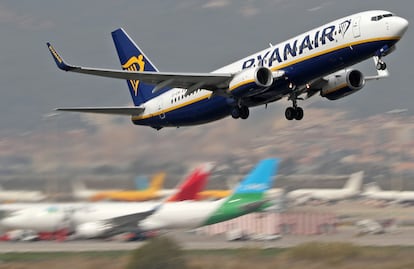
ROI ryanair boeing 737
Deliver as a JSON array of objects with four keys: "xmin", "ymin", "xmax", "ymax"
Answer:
[{"xmin": 47, "ymin": 10, "xmax": 408, "ymax": 130}]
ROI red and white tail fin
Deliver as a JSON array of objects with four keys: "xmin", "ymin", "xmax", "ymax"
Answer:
[{"xmin": 167, "ymin": 163, "xmax": 214, "ymax": 202}]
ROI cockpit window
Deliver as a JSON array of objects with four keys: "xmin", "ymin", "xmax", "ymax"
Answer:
[{"xmin": 371, "ymin": 13, "xmax": 394, "ymax": 21}]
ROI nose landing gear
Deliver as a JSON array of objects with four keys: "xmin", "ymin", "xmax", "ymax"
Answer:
[{"xmin": 376, "ymin": 59, "xmax": 387, "ymax": 71}]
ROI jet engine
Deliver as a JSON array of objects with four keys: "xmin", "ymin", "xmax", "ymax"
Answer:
[
  {"xmin": 229, "ymin": 67, "xmax": 273, "ymax": 97},
  {"xmin": 75, "ymin": 221, "xmax": 112, "ymax": 239},
  {"xmin": 320, "ymin": 69, "xmax": 365, "ymax": 100}
]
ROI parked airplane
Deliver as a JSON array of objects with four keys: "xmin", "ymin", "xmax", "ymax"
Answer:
[
  {"xmin": 0, "ymin": 185, "xmax": 46, "ymax": 202},
  {"xmin": 287, "ymin": 171, "xmax": 364, "ymax": 204},
  {"xmin": 47, "ymin": 11, "xmax": 408, "ymax": 129},
  {"xmin": 72, "ymin": 172, "xmax": 166, "ymax": 201},
  {"xmin": 362, "ymin": 182, "xmax": 414, "ymax": 205},
  {"xmin": 72, "ymin": 181, "xmax": 122, "ymax": 201},
  {"xmin": 138, "ymin": 158, "xmax": 279, "ymax": 230},
  {"xmin": 0, "ymin": 159, "xmax": 279, "ymax": 238},
  {"xmin": 0, "ymin": 165, "xmax": 209, "ymax": 239},
  {"xmin": 90, "ymin": 172, "xmax": 167, "ymax": 201}
]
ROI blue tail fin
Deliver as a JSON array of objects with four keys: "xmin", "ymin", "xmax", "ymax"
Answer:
[
  {"xmin": 134, "ymin": 176, "xmax": 149, "ymax": 190},
  {"xmin": 234, "ymin": 158, "xmax": 279, "ymax": 194},
  {"xmin": 111, "ymin": 28, "xmax": 159, "ymax": 106}
]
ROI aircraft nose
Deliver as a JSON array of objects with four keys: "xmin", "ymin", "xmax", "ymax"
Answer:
[{"xmin": 395, "ymin": 17, "xmax": 409, "ymax": 37}]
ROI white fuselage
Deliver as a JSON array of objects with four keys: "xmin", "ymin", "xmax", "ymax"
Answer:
[
  {"xmin": 139, "ymin": 200, "xmax": 222, "ymax": 230},
  {"xmin": 288, "ymin": 188, "xmax": 358, "ymax": 202},
  {"xmin": 288, "ymin": 172, "xmax": 363, "ymax": 203},
  {"xmin": 362, "ymin": 190, "xmax": 414, "ymax": 203},
  {"xmin": 0, "ymin": 202, "xmax": 158, "ymax": 232},
  {"xmin": 0, "ymin": 190, "xmax": 46, "ymax": 202}
]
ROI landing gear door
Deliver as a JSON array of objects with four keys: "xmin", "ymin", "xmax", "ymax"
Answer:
[{"xmin": 352, "ymin": 17, "xmax": 361, "ymax": 38}]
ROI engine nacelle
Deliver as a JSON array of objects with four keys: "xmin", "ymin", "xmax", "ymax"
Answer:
[
  {"xmin": 75, "ymin": 221, "xmax": 112, "ymax": 239},
  {"xmin": 320, "ymin": 69, "xmax": 365, "ymax": 100},
  {"xmin": 229, "ymin": 67, "xmax": 273, "ymax": 97}
]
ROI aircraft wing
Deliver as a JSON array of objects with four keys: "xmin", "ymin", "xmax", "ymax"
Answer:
[
  {"xmin": 56, "ymin": 106, "xmax": 144, "ymax": 116},
  {"xmin": 108, "ymin": 209, "xmax": 157, "ymax": 227},
  {"xmin": 47, "ymin": 43, "xmax": 233, "ymax": 92},
  {"xmin": 96, "ymin": 207, "xmax": 158, "ymax": 237}
]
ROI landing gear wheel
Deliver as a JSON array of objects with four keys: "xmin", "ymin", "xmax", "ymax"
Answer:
[
  {"xmin": 295, "ymin": 107, "xmax": 304, "ymax": 120},
  {"xmin": 285, "ymin": 107, "xmax": 296, "ymax": 120},
  {"xmin": 376, "ymin": 61, "xmax": 387, "ymax": 71},
  {"xmin": 240, "ymin": 106, "xmax": 249, "ymax": 120},
  {"xmin": 231, "ymin": 107, "xmax": 240, "ymax": 119},
  {"xmin": 285, "ymin": 107, "xmax": 304, "ymax": 120}
]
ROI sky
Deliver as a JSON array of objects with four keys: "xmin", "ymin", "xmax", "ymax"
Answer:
[{"xmin": 0, "ymin": 0, "xmax": 413, "ymax": 135}]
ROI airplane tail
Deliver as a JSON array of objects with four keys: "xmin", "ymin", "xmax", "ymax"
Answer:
[
  {"xmin": 344, "ymin": 171, "xmax": 364, "ymax": 192},
  {"xmin": 134, "ymin": 176, "xmax": 149, "ymax": 190},
  {"xmin": 203, "ymin": 158, "xmax": 279, "ymax": 226},
  {"xmin": 231, "ymin": 158, "xmax": 279, "ymax": 197},
  {"xmin": 111, "ymin": 28, "xmax": 160, "ymax": 106},
  {"xmin": 148, "ymin": 172, "xmax": 166, "ymax": 192},
  {"xmin": 167, "ymin": 163, "xmax": 214, "ymax": 202}
]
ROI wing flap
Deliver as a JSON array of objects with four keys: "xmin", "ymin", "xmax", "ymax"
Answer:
[{"xmin": 56, "ymin": 106, "xmax": 145, "ymax": 115}]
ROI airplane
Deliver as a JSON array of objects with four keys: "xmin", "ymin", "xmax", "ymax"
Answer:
[
  {"xmin": 89, "ymin": 164, "xmax": 213, "ymax": 202},
  {"xmin": 0, "ymin": 185, "xmax": 46, "ymax": 203},
  {"xmin": 72, "ymin": 176, "xmax": 154, "ymax": 200},
  {"xmin": 0, "ymin": 164, "xmax": 209, "ymax": 239},
  {"xmin": 287, "ymin": 171, "xmax": 364, "ymax": 205},
  {"xmin": 0, "ymin": 158, "xmax": 279, "ymax": 238},
  {"xmin": 138, "ymin": 158, "xmax": 279, "ymax": 230},
  {"xmin": 71, "ymin": 181, "xmax": 122, "ymax": 201},
  {"xmin": 89, "ymin": 172, "xmax": 167, "ymax": 201},
  {"xmin": 46, "ymin": 11, "xmax": 408, "ymax": 130},
  {"xmin": 361, "ymin": 182, "xmax": 414, "ymax": 205},
  {"xmin": 134, "ymin": 175, "xmax": 149, "ymax": 190}
]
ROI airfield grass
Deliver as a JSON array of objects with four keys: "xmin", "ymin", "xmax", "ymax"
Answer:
[{"xmin": 1, "ymin": 242, "xmax": 414, "ymax": 269}]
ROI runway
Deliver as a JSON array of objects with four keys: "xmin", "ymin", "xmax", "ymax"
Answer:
[{"xmin": 1, "ymin": 227, "xmax": 414, "ymax": 253}]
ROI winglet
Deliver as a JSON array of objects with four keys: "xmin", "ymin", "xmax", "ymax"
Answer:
[{"xmin": 46, "ymin": 42, "xmax": 73, "ymax": 71}]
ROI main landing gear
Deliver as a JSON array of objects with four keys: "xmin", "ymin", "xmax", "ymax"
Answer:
[
  {"xmin": 231, "ymin": 105, "xmax": 249, "ymax": 120},
  {"xmin": 285, "ymin": 94, "xmax": 304, "ymax": 121}
]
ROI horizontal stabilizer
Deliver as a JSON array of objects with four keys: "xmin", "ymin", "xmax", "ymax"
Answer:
[{"xmin": 56, "ymin": 106, "xmax": 144, "ymax": 116}]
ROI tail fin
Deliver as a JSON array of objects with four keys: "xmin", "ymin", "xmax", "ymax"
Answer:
[
  {"xmin": 344, "ymin": 171, "xmax": 364, "ymax": 191},
  {"xmin": 167, "ymin": 163, "xmax": 214, "ymax": 202},
  {"xmin": 203, "ymin": 158, "xmax": 279, "ymax": 226},
  {"xmin": 134, "ymin": 176, "xmax": 149, "ymax": 190},
  {"xmin": 148, "ymin": 172, "xmax": 166, "ymax": 192},
  {"xmin": 232, "ymin": 158, "xmax": 279, "ymax": 196},
  {"xmin": 111, "ymin": 28, "xmax": 160, "ymax": 106}
]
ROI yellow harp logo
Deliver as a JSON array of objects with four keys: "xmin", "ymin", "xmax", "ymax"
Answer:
[{"xmin": 122, "ymin": 55, "xmax": 145, "ymax": 96}]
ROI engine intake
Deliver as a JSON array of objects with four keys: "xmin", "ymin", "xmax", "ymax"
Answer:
[
  {"xmin": 229, "ymin": 67, "xmax": 273, "ymax": 97},
  {"xmin": 75, "ymin": 221, "xmax": 112, "ymax": 239},
  {"xmin": 320, "ymin": 69, "xmax": 365, "ymax": 100}
]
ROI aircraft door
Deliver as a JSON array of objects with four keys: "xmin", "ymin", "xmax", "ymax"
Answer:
[{"xmin": 352, "ymin": 17, "xmax": 361, "ymax": 38}]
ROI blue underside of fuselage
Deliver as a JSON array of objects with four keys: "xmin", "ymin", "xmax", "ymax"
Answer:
[{"xmin": 133, "ymin": 39, "xmax": 398, "ymax": 128}]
